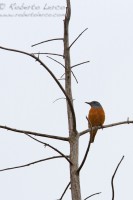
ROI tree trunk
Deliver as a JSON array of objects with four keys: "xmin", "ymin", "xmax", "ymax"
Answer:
[{"xmin": 64, "ymin": 1, "xmax": 81, "ymax": 200}]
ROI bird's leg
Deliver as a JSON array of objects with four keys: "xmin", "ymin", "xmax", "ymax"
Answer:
[
  {"xmin": 100, "ymin": 125, "xmax": 104, "ymax": 130},
  {"xmin": 86, "ymin": 116, "xmax": 88, "ymax": 121}
]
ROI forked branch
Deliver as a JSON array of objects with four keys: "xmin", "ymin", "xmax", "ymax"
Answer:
[
  {"xmin": 47, "ymin": 56, "xmax": 78, "ymax": 83},
  {"xmin": 26, "ymin": 134, "xmax": 72, "ymax": 164},
  {"xmin": 0, "ymin": 45, "xmax": 76, "ymax": 131}
]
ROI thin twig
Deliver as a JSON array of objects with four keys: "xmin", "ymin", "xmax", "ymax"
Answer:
[
  {"xmin": 60, "ymin": 73, "xmax": 65, "ymax": 79},
  {"xmin": 0, "ymin": 125, "xmax": 68, "ymax": 141},
  {"xmin": 47, "ymin": 56, "xmax": 78, "ymax": 83},
  {"xmin": 60, "ymin": 71, "xmax": 78, "ymax": 83},
  {"xmin": 31, "ymin": 38, "xmax": 63, "ymax": 47},
  {"xmin": 77, "ymin": 117, "xmax": 92, "ymax": 173},
  {"xmin": 0, "ymin": 156, "xmax": 67, "ymax": 172},
  {"xmin": 84, "ymin": 192, "xmax": 101, "ymax": 200},
  {"xmin": 69, "ymin": 28, "xmax": 88, "ymax": 49},
  {"xmin": 33, "ymin": 52, "xmax": 63, "ymax": 57},
  {"xmin": 47, "ymin": 56, "xmax": 65, "ymax": 68},
  {"xmin": 26, "ymin": 134, "xmax": 72, "ymax": 165},
  {"xmin": 58, "ymin": 78, "xmax": 65, "ymax": 81},
  {"xmin": 0, "ymin": 45, "xmax": 77, "ymax": 131},
  {"xmin": 111, "ymin": 155, "xmax": 124, "ymax": 200},
  {"xmin": 53, "ymin": 98, "xmax": 66, "ymax": 103},
  {"xmin": 47, "ymin": 56, "xmax": 77, "ymax": 85},
  {"xmin": 47, "ymin": 55, "xmax": 78, "ymax": 84},
  {"xmin": 53, "ymin": 97, "xmax": 75, "ymax": 103},
  {"xmin": 71, "ymin": 71, "xmax": 78, "ymax": 83},
  {"xmin": 59, "ymin": 181, "xmax": 71, "ymax": 200},
  {"xmin": 71, "ymin": 60, "xmax": 90, "ymax": 69},
  {"xmin": 79, "ymin": 120, "xmax": 133, "ymax": 137}
]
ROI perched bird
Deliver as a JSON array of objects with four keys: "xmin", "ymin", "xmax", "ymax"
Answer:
[{"xmin": 85, "ymin": 101, "xmax": 105, "ymax": 143}]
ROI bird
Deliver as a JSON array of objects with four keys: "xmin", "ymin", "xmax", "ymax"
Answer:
[{"xmin": 85, "ymin": 101, "xmax": 105, "ymax": 143}]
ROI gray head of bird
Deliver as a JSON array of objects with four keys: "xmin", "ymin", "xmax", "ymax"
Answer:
[{"xmin": 85, "ymin": 101, "xmax": 102, "ymax": 108}]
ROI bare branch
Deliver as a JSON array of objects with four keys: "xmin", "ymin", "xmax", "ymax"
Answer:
[
  {"xmin": 53, "ymin": 97, "xmax": 75, "ymax": 103},
  {"xmin": 71, "ymin": 71, "xmax": 78, "ymax": 83},
  {"xmin": 26, "ymin": 134, "xmax": 72, "ymax": 164},
  {"xmin": 60, "ymin": 73, "xmax": 65, "ymax": 79},
  {"xmin": 0, "ymin": 156, "xmax": 67, "ymax": 172},
  {"xmin": 84, "ymin": 192, "xmax": 101, "ymax": 200},
  {"xmin": 0, "ymin": 125, "xmax": 68, "ymax": 141},
  {"xmin": 60, "ymin": 70, "xmax": 78, "ymax": 83},
  {"xmin": 79, "ymin": 120, "xmax": 133, "ymax": 137},
  {"xmin": 111, "ymin": 155, "xmax": 124, "ymax": 200},
  {"xmin": 53, "ymin": 97, "xmax": 66, "ymax": 103},
  {"xmin": 47, "ymin": 56, "xmax": 65, "ymax": 68},
  {"xmin": 77, "ymin": 117, "xmax": 92, "ymax": 173},
  {"xmin": 33, "ymin": 52, "xmax": 63, "ymax": 57},
  {"xmin": 47, "ymin": 56, "xmax": 78, "ymax": 83},
  {"xmin": 69, "ymin": 28, "xmax": 88, "ymax": 49},
  {"xmin": 58, "ymin": 181, "xmax": 71, "ymax": 200},
  {"xmin": 0, "ymin": 45, "xmax": 76, "ymax": 131},
  {"xmin": 31, "ymin": 38, "xmax": 63, "ymax": 47},
  {"xmin": 71, "ymin": 60, "xmax": 90, "ymax": 69},
  {"xmin": 1, "ymin": 120, "xmax": 132, "ymax": 142},
  {"xmin": 58, "ymin": 78, "xmax": 65, "ymax": 81}
]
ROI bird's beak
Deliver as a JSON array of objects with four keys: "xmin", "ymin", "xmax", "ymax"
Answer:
[{"xmin": 85, "ymin": 102, "xmax": 90, "ymax": 105}]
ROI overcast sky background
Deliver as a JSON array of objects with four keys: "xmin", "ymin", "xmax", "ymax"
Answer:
[{"xmin": 0, "ymin": 0, "xmax": 133, "ymax": 199}]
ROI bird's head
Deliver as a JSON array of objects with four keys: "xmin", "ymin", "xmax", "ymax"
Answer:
[{"xmin": 85, "ymin": 101, "xmax": 102, "ymax": 108}]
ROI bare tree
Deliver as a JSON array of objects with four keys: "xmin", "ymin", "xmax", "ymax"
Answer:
[{"xmin": 0, "ymin": 1, "xmax": 130, "ymax": 199}]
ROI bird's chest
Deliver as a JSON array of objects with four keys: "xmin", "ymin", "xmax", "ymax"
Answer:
[{"xmin": 88, "ymin": 108, "xmax": 105, "ymax": 126}]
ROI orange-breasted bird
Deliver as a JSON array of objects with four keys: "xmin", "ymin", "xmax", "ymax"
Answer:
[{"xmin": 85, "ymin": 101, "xmax": 105, "ymax": 143}]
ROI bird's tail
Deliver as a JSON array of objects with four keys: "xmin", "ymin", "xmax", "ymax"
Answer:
[{"xmin": 90, "ymin": 130, "xmax": 97, "ymax": 143}]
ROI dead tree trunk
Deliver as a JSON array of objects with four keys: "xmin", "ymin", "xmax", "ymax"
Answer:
[{"xmin": 64, "ymin": 1, "xmax": 81, "ymax": 200}]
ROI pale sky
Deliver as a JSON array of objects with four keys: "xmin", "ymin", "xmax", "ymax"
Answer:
[{"xmin": 0, "ymin": 0, "xmax": 133, "ymax": 199}]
